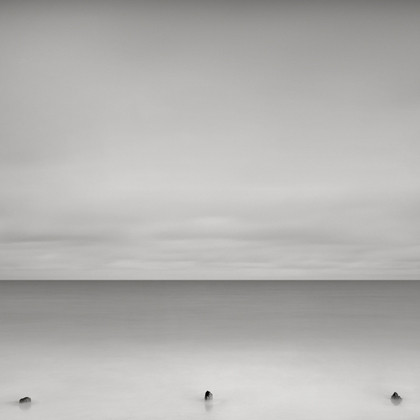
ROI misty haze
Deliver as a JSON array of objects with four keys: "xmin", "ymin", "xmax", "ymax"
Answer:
[{"xmin": 1, "ymin": 0, "xmax": 419, "ymax": 418}]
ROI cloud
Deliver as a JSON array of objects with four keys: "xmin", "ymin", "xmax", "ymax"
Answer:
[
  {"xmin": 1, "ymin": 185, "xmax": 418, "ymax": 279},
  {"xmin": 2, "ymin": 230, "xmax": 117, "ymax": 246},
  {"xmin": 1, "ymin": 0, "xmax": 419, "ymax": 279}
]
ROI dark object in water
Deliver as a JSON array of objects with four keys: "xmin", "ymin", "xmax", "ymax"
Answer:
[
  {"xmin": 391, "ymin": 392, "xmax": 402, "ymax": 405},
  {"xmin": 19, "ymin": 397, "xmax": 31, "ymax": 404},
  {"xmin": 204, "ymin": 390, "xmax": 213, "ymax": 400}
]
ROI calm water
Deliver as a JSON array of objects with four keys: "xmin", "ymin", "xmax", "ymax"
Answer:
[{"xmin": 0, "ymin": 281, "xmax": 419, "ymax": 420}]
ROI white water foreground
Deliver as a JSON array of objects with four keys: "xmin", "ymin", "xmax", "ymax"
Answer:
[{"xmin": 0, "ymin": 281, "xmax": 419, "ymax": 420}]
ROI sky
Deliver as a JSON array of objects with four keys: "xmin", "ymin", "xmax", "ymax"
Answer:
[{"xmin": 1, "ymin": 0, "xmax": 419, "ymax": 279}]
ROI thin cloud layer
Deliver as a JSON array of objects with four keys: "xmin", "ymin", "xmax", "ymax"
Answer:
[
  {"xmin": 1, "ymin": 0, "xmax": 419, "ymax": 279},
  {"xmin": 1, "ymin": 187, "xmax": 419, "ymax": 279}
]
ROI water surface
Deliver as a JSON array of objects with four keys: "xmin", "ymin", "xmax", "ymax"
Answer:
[{"xmin": 0, "ymin": 281, "xmax": 419, "ymax": 420}]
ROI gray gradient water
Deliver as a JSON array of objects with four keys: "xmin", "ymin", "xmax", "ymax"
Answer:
[{"xmin": 0, "ymin": 281, "xmax": 419, "ymax": 419}]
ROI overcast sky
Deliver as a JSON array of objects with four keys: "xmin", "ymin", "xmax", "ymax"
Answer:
[{"xmin": 1, "ymin": 0, "xmax": 419, "ymax": 279}]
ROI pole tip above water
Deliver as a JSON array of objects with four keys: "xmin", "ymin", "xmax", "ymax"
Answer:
[
  {"xmin": 204, "ymin": 390, "xmax": 213, "ymax": 400},
  {"xmin": 391, "ymin": 392, "xmax": 402, "ymax": 405}
]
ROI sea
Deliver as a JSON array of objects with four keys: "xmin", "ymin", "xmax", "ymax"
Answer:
[{"xmin": 0, "ymin": 281, "xmax": 419, "ymax": 420}]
